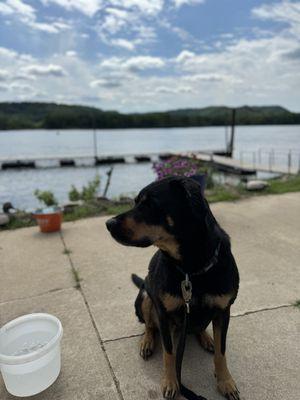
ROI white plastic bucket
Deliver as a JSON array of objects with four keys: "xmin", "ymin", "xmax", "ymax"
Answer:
[{"xmin": 0, "ymin": 313, "xmax": 63, "ymax": 397}]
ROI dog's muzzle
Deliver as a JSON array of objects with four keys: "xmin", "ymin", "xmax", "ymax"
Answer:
[{"xmin": 106, "ymin": 217, "xmax": 118, "ymax": 233}]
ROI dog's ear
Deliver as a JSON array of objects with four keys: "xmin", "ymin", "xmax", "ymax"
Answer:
[
  {"xmin": 169, "ymin": 178, "xmax": 207, "ymax": 219},
  {"xmin": 169, "ymin": 177, "xmax": 192, "ymax": 198}
]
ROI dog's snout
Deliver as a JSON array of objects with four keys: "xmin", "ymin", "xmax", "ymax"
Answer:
[{"xmin": 106, "ymin": 217, "xmax": 118, "ymax": 232}]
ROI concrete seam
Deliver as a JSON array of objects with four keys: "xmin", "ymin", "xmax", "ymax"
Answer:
[
  {"xmin": 59, "ymin": 232, "xmax": 125, "ymax": 400},
  {"xmin": 102, "ymin": 304, "xmax": 295, "ymax": 344},
  {"xmin": 232, "ymin": 303, "xmax": 292, "ymax": 318},
  {"xmin": 0, "ymin": 287, "xmax": 75, "ymax": 306},
  {"xmin": 103, "ymin": 333, "xmax": 143, "ymax": 344}
]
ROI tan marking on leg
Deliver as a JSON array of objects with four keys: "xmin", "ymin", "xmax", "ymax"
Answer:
[
  {"xmin": 213, "ymin": 320, "xmax": 239, "ymax": 399},
  {"xmin": 140, "ymin": 293, "xmax": 156, "ymax": 360},
  {"xmin": 161, "ymin": 351, "xmax": 179, "ymax": 399},
  {"xmin": 205, "ymin": 294, "xmax": 233, "ymax": 310},
  {"xmin": 197, "ymin": 329, "xmax": 214, "ymax": 353},
  {"xmin": 161, "ymin": 293, "xmax": 184, "ymax": 312}
]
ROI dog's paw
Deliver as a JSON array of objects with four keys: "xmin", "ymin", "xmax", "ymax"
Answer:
[
  {"xmin": 161, "ymin": 376, "xmax": 179, "ymax": 399},
  {"xmin": 197, "ymin": 330, "xmax": 214, "ymax": 353},
  {"xmin": 139, "ymin": 334, "xmax": 155, "ymax": 360},
  {"xmin": 217, "ymin": 377, "xmax": 240, "ymax": 400}
]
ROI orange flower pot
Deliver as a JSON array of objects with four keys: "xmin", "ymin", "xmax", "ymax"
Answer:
[{"xmin": 34, "ymin": 209, "xmax": 62, "ymax": 233}]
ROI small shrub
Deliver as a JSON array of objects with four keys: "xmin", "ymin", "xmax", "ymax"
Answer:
[
  {"xmin": 68, "ymin": 175, "xmax": 100, "ymax": 202},
  {"xmin": 68, "ymin": 186, "xmax": 81, "ymax": 202},
  {"xmin": 34, "ymin": 190, "xmax": 58, "ymax": 207}
]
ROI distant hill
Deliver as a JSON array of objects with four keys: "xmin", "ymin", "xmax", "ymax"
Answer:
[{"xmin": 0, "ymin": 102, "xmax": 299, "ymax": 130}]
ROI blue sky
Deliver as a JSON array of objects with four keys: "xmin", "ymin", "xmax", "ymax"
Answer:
[{"xmin": 0, "ymin": 0, "xmax": 299, "ymax": 112}]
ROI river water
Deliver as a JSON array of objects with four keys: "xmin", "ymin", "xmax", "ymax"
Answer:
[{"xmin": 0, "ymin": 125, "xmax": 299, "ymax": 210}]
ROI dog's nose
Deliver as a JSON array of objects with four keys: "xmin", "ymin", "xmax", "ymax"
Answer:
[{"xmin": 106, "ymin": 217, "xmax": 118, "ymax": 232}]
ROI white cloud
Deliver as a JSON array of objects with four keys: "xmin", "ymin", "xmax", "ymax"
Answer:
[
  {"xmin": 100, "ymin": 12, "xmax": 129, "ymax": 35},
  {"xmin": 99, "ymin": 56, "xmax": 165, "ymax": 73},
  {"xmin": 252, "ymin": 1, "xmax": 300, "ymax": 35},
  {"xmin": 175, "ymin": 50, "xmax": 196, "ymax": 63},
  {"xmin": 22, "ymin": 64, "xmax": 67, "ymax": 77},
  {"xmin": 42, "ymin": 0, "xmax": 164, "ymax": 18},
  {"xmin": 252, "ymin": 1, "xmax": 300, "ymax": 24},
  {"xmin": 95, "ymin": 3, "xmax": 160, "ymax": 48},
  {"xmin": 9, "ymin": 82, "xmax": 34, "ymax": 93},
  {"xmin": 0, "ymin": 46, "xmax": 18, "ymax": 59},
  {"xmin": 0, "ymin": 0, "xmax": 71, "ymax": 33},
  {"xmin": 0, "ymin": 3, "xmax": 12, "ymax": 15},
  {"xmin": 0, "ymin": 83, "xmax": 9, "ymax": 92},
  {"xmin": 125, "ymin": 56, "xmax": 165, "ymax": 71},
  {"xmin": 155, "ymin": 85, "xmax": 194, "ymax": 94},
  {"xmin": 173, "ymin": 0, "xmax": 205, "ymax": 8},
  {"xmin": 40, "ymin": 0, "xmax": 102, "ymax": 17},
  {"xmin": 90, "ymin": 78, "xmax": 122, "ymax": 89},
  {"xmin": 111, "ymin": 0, "xmax": 164, "ymax": 15},
  {"xmin": 66, "ymin": 50, "xmax": 77, "ymax": 57},
  {"xmin": 111, "ymin": 38, "xmax": 135, "ymax": 51},
  {"xmin": 3, "ymin": 0, "xmax": 35, "ymax": 18},
  {"xmin": 184, "ymin": 73, "xmax": 226, "ymax": 82},
  {"xmin": 0, "ymin": 69, "xmax": 9, "ymax": 81}
]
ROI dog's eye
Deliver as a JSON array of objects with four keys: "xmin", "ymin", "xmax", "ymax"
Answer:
[{"xmin": 144, "ymin": 197, "xmax": 160, "ymax": 212}]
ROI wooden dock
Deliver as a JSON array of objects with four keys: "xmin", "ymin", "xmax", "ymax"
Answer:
[
  {"xmin": 0, "ymin": 150, "xmax": 298, "ymax": 175},
  {"xmin": 0, "ymin": 152, "xmax": 175, "ymax": 170}
]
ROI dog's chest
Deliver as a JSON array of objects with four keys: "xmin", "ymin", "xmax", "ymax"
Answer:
[{"xmin": 161, "ymin": 292, "xmax": 232, "ymax": 313}]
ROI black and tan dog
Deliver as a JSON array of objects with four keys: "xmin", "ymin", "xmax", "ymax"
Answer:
[{"xmin": 106, "ymin": 176, "xmax": 240, "ymax": 400}]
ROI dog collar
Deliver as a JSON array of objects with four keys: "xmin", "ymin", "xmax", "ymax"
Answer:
[
  {"xmin": 174, "ymin": 240, "xmax": 221, "ymax": 278},
  {"xmin": 178, "ymin": 241, "xmax": 221, "ymax": 314}
]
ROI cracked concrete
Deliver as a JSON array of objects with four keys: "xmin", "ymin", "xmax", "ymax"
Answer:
[{"xmin": 1, "ymin": 192, "xmax": 300, "ymax": 400}]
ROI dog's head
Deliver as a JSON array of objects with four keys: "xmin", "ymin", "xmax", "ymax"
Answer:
[{"xmin": 106, "ymin": 176, "xmax": 210, "ymax": 259}]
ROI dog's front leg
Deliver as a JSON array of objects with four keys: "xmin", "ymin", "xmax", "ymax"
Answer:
[
  {"xmin": 157, "ymin": 312, "xmax": 179, "ymax": 399},
  {"xmin": 212, "ymin": 308, "xmax": 240, "ymax": 400}
]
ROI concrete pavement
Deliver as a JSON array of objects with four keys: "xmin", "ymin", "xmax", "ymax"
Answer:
[{"xmin": 0, "ymin": 192, "xmax": 299, "ymax": 400}]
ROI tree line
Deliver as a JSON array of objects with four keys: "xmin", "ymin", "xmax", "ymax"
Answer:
[{"xmin": 0, "ymin": 102, "xmax": 299, "ymax": 130}]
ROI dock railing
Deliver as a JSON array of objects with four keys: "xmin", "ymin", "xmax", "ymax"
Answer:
[{"xmin": 238, "ymin": 149, "xmax": 300, "ymax": 174}]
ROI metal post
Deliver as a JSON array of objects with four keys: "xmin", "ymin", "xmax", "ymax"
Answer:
[
  {"xmin": 272, "ymin": 149, "xmax": 275, "ymax": 168},
  {"xmin": 298, "ymin": 154, "xmax": 300, "ymax": 173},
  {"xmin": 258, "ymin": 148, "xmax": 261, "ymax": 164},
  {"xmin": 252, "ymin": 152, "xmax": 256, "ymax": 168},
  {"xmin": 288, "ymin": 150, "xmax": 291, "ymax": 174},
  {"xmin": 93, "ymin": 128, "xmax": 98, "ymax": 163},
  {"xmin": 240, "ymin": 151, "xmax": 243, "ymax": 166},
  {"xmin": 268, "ymin": 151, "xmax": 272, "ymax": 171},
  {"xmin": 228, "ymin": 109, "xmax": 236, "ymax": 157}
]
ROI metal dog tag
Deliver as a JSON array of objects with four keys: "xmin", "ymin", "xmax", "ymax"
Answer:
[{"xmin": 181, "ymin": 274, "xmax": 192, "ymax": 314}]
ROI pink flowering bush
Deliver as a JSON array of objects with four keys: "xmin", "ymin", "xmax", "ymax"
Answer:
[{"xmin": 153, "ymin": 156, "xmax": 205, "ymax": 180}]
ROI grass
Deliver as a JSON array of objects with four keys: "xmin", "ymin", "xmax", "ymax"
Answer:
[
  {"xmin": 63, "ymin": 248, "xmax": 72, "ymax": 255},
  {"xmin": 72, "ymin": 268, "xmax": 81, "ymax": 289},
  {"xmin": 4, "ymin": 214, "xmax": 36, "ymax": 230},
  {"xmin": 293, "ymin": 300, "xmax": 300, "ymax": 309},
  {"xmin": 1, "ymin": 174, "xmax": 300, "ymax": 230},
  {"xmin": 63, "ymin": 202, "xmax": 131, "ymax": 223},
  {"xmin": 264, "ymin": 174, "xmax": 300, "ymax": 194},
  {"xmin": 206, "ymin": 174, "xmax": 300, "ymax": 204},
  {"xmin": 206, "ymin": 185, "xmax": 242, "ymax": 203}
]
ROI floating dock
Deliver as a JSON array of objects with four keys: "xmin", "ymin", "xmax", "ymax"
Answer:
[
  {"xmin": 0, "ymin": 150, "xmax": 298, "ymax": 175},
  {"xmin": 0, "ymin": 152, "xmax": 175, "ymax": 170}
]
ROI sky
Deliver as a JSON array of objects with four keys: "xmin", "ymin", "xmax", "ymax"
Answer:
[{"xmin": 0, "ymin": 0, "xmax": 299, "ymax": 112}]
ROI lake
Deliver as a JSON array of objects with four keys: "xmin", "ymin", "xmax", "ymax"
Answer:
[{"xmin": 0, "ymin": 125, "xmax": 299, "ymax": 210}]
